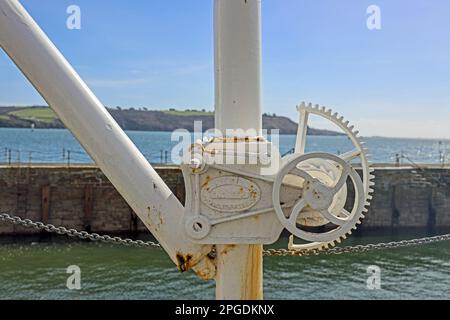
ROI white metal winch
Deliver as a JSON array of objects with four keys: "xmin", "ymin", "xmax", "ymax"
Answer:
[{"xmin": 181, "ymin": 103, "xmax": 375, "ymax": 250}]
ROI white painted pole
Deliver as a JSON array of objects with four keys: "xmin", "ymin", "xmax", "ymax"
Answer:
[
  {"xmin": 215, "ymin": 244, "xmax": 263, "ymax": 300},
  {"xmin": 214, "ymin": 0, "xmax": 262, "ymax": 135},
  {"xmin": 0, "ymin": 0, "xmax": 214, "ymax": 276},
  {"xmin": 214, "ymin": 0, "xmax": 263, "ymax": 300}
]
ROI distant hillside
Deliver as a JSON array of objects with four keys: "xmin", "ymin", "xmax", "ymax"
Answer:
[{"xmin": 0, "ymin": 106, "xmax": 343, "ymax": 135}]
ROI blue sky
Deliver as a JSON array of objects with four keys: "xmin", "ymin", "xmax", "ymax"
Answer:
[{"xmin": 1, "ymin": 0, "xmax": 449, "ymax": 138}]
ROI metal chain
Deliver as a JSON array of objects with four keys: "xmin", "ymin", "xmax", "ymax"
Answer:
[
  {"xmin": 1, "ymin": 213, "xmax": 449, "ymax": 256},
  {"xmin": 263, "ymin": 234, "xmax": 450, "ymax": 257},
  {"xmin": 0, "ymin": 213, "xmax": 161, "ymax": 249}
]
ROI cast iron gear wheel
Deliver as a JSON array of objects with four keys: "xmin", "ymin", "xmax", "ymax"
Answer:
[{"xmin": 277, "ymin": 102, "xmax": 375, "ymax": 251}]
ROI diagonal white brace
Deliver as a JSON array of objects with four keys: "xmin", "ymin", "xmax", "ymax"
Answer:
[{"xmin": 0, "ymin": 0, "xmax": 214, "ymax": 278}]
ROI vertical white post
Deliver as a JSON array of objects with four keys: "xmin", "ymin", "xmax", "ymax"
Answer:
[
  {"xmin": 214, "ymin": 0, "xmax": 263, "ymax": 300},
  {"xmin": 214, "ymin": 0, "xmax": 262, "ymax": 135},
  {"xmin": 215, "ymin": 244, "xmax": 263, "ymax": 300}
]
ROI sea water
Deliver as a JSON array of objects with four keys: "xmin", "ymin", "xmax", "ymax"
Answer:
[{"xmin": 0, "ymin": 128, "xmax": 448, "ymax": 165}]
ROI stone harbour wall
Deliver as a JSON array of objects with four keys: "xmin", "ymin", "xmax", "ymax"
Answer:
[
  {"xmin": 359, "ymin": 166, "xmax": 450, "ymax": 229},
  {"xmin": 0, "ymin": 165, "xmax": 449, "ymax": 235}
]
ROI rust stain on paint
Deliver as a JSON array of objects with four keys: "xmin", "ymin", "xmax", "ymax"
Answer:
[
  {"xmin": 147, "ymin": 206, "xmax": 164, "ymax": 232},
  {"xmin": 193, "ymin": 255, "xmax": 216, "ymax": 280},
  {"xmin": 241, "ymin": 245, "xmax": 263, "ymax": 300},
  {"xmin": 220, "ymin": 244, "xmax": 236, "ymax": 256},
  {"xmin": 248, "ymin": 185, "xmax": 258, "ymax": 201},
  {"xmin": 201, "ymin": 176, "xmax": 211, "ymax": 189},
  {"xmin": 176, "ymin": 252, "xmax": 194, "ymax": 273}
]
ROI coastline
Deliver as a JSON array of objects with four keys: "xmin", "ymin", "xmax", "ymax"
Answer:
[{"xmin": 0, "ymin": 106, "xmax": 344, "ymax": 135}]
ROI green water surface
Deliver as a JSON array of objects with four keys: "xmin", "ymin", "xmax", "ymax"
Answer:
[{"xmin": 0, "ymin": 232, "xmax": 449, "ymax": 300}]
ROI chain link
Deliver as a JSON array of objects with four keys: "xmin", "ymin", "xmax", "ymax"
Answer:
[
  {"xmin": 1, "ymin": 213, "xmax": 449, "ymax": 256},
  {"xmin": 263, "ymin": 233, "xmax": 450, "ymax": 257},
  {"xmin": 0, "ymin": 213, "xmax": 161, "ymax": 249}
]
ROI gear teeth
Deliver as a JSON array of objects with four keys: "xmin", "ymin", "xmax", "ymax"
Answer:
[{"xmin": 290, "ymin": 102, "xmax": 374, "ymax": 253}]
